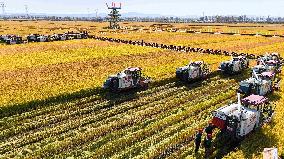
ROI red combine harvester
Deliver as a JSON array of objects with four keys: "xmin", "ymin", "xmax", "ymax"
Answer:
[{"xmin": 212, "ymin": 93, "xmax": 274, "ymax": 144}]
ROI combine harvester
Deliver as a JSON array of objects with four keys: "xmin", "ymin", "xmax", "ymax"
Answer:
[
  {"xmin": 176, "ymin": 61, "xmax": 211, "ymax": 81},
  {"xmin": 27, "ymin": 34, "xmax": 50, "ymax": 42},
  {"xmin": 50, "ymin": 34, "xmax": 68, "ymax": 41},
  {"xmin": 218, "ymin": 56, "xmax": 249, "ymax": 75},
  {"xmin": 238, "ymin": 70, "xmax": 280, "ymax": 96},
  {"xmin": 5, "ymin": 36, "xmax": 23, "ymax": 45},
  {"xmin": 65, "ymin": 31, "xmax": 89, "ymax": 40},
  {"xmin": 256, "ymin": 53, "xmax": 283, "ymax": 73},
  {"xmin": 0, "ymin": 35, "xmax": 23, "ymax": 44},
  {"xmin": 27, "ymin": 34, "xmax": 40, "ymax": 42},
  {"xmin": 103, "ymin": 67, "xmax": 151, "ymax": 92},
  {"xmin": 257, "ymin": 53, "xmax": 282, "ymax": 65},
  {"xmin": 212, "ymin": 93, "xmax": 274, "ymax": 153},
  {"xmin": 239, "ymin": 53, "xmax": 282, "ymax": 96}
]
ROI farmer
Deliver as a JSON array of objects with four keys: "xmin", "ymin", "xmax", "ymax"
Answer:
[
  {"xmin": 203, "ymin": 134, "xmax": 213, "ymax": 159},
  {"xmin": 195, "ymin": 129, "xmax": 203, "ymax": 153},
  {"xmin": 205, "ymin": 121, "xmax": 216, "ymax": 135}
]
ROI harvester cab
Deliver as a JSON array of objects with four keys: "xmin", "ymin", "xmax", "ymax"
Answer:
[
  {"xmin": 212, "ymin": 94, "xmax": 273, "ymax": 140},
  {"xmin": 271, "ymin": 52, "xmax": 282, "ymax": 64},
  {"xmin": 103, "ymin": 67, "xmax": 150, "ymax": 92},
  {"xmin": 219, "ymin": 56, "xmax": 249, "ymax": 75},
  {"xmin": 176, "ymin": 61, "xmax": 210, "ymax": 81},
  {"xmin": 252, "ymin": 64, "xmax": 268, "ymax": 75},
  {"xmin": 266, "ymin": 60, "xmax": 282, "ymax": 74},
  {"xmin": 238, "ymin": 70, "xmax": 278, "ymax": 96}
]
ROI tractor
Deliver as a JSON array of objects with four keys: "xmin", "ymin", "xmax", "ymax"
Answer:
[
  {"xmin": 238, "ymin": 70, "xmax": 280, "ymax": 96},
  {"xmin": 219, "ymin": 56, "xmax": 249, "ymax": 75},
  {"xmin": 212, "ymin": 93, "xmax": 274, "ymax": 145},
  {"xmin": 103, "ymin": 67, "xmax": 150, "ymax": 92},
  {"xmin": 176, "ymin": 61, "xmax": 210, "ymax": 81}
]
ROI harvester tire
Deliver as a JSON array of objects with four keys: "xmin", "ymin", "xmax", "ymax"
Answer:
[
  {"xmin": 110, "ymin": 79, "xmax": 119, "ymax": 92},
  {"xmin": 182, "ymin": 72, "xmax": 189, "ymax": 81}
]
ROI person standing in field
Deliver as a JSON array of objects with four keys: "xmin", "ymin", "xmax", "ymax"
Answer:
[
  {"xmin": 203, "ymin": 134, "xmax": 213, "ymax": 159},
  {"xmin": 205, "ymin": 121, "xmax": 216, "ymax": 136},
  {"xmin": 195, "ymin": 129, "xmax": 203, "ymax": 153}
]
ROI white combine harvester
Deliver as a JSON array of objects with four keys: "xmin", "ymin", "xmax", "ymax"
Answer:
[
  {"xmin": 27, "ymin": 34, "xmax": 40, "ymax": 42},
  {"xmin": 27, "ymin": 34, "xmax": 49, "ymax": 42},
  {"xmin": 103, "ymin": 67, "xmax": 150, "ymax": 92},
  {"xmin": 5, "ymin": 36, "xmax": 23, "ymax": 45},
  {"xmin": 256, "ymin": 53, "xmax": 283, "ymax": 73},
  {"xmin": 212, "ymin": 93, "xmax": 274, "ymax": 142},
  {"xmin": 176, "ymin": 61, "xmax": 210, "ymax": 81},
  {"xmin": 219, "ymin": 56, "xmax": 249, "ymax": 75},
  {"xmin": 254, "ymin": 60, "xmax": 282, "ymax": 75},
  {"xmin": 37, "ymin": 35, "xmax": 49, "ymax": 42},
  {"xmin": 51, "ymin": 34, "xmax": 67, "ymax": 41},
  {"xmin": 238, "ymin": 70, "xmax": 280, "ymax": 96},
  {"xmin": 257, "ymin": 53, "xmax": 282, "ymax": 65}
]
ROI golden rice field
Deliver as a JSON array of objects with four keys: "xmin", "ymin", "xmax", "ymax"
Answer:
[{"xmin": 0, "ymin": 21, "xmax": 284, "ymax": 158}]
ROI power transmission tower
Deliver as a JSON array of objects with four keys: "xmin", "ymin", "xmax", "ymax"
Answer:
[
  {"xmin": 25, "ymin": 4, "xmax": 30, "ymax": 19},
  {"xmin": 87, "ymin": 8, "xmax": 90, "ymax": 20},
  {"xmin": 106, "ymin": 2, "xmax": 122, "ymax": 29},
  {"xmin": 95, "ymin": 9, "xmax": 98, "ymax": 19},
  {"xmin": 0, "ymin": 2, "xmax": 6, "ymax": 19}
]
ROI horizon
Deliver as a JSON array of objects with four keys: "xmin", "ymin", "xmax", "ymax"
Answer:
[{"xmin": 2, "ymin": 0, "xmax": 284, "ymax": 17}]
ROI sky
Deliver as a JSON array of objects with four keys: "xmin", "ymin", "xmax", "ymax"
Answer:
[{"xmin": 3, "ymin": 0, "xmax": 284, "ymax": 17}]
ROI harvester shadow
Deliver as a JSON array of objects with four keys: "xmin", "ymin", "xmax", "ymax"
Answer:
[
  {"xmin": 268, "ymin": 93, "xmax": 281, "ymax": 103},
  {"xmin": 0, "ymin": 87, "xmax": 103, "ymax": 119},
  {"xmin": 0, "ymin": 76, "xmax": 178, "ymax": 119},
  {"xmin": 0, "ymin": 70, "xmax": 249, "ymax": 119},
  {"xmin": 213, "ymin": 127, "xmax": 279, "ymax": 159},
  {"xmin": 218, "ymin": 69, "xmax": 253, "ymax": 83}
]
